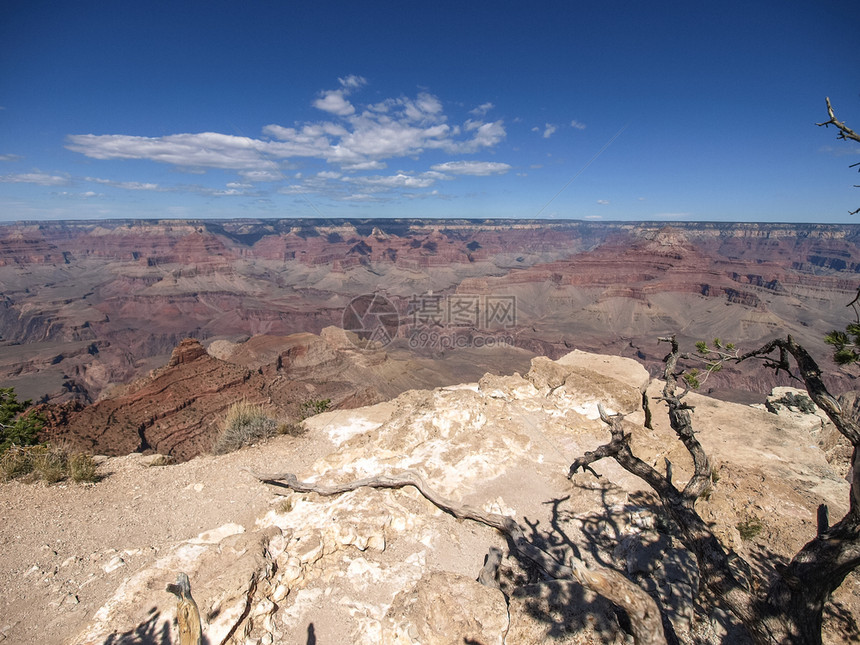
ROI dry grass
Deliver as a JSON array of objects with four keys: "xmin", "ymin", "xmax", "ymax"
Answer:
[
  {"xmin": 0, "ymin": 443, "xmax": 100, "ymax": 484},
  {"xmin": 68, "ymin": 452, "xmax": 100, "ymax": 482},
  {"xmin": 276, "ymin": 421, "xmax": 307, "ymax": 437},
  {"xmin": 211, "ymin": 401, "xmax": 278, "ymax": 455}
]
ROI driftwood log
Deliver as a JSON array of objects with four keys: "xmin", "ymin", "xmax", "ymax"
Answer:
[{"xmin": 247, "ymin": 468, "xmax": 666, "ymax": 645}]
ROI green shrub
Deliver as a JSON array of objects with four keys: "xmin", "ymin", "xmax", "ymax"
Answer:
[
  {"xmin": 212, "ymin": 401, "xmax": 277, "ymax": 454},
  {"xmin": 737, "ymin": 517, "xmax": 763, "ymax": 541},
  {"xmin": 299, "ymin": 398, "xmax": 331, "ymax": 420},
  {"xmin": 0, "ymin": 388, "xmax": 45, "ymax": 454}
]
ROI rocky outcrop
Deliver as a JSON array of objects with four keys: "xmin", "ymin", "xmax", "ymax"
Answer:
[
  {"xmin": 48, "ymin": 350, "xmax": 857, "ymax": 645},
  {"xmin": 38, "ymin": 330, "xmax": 535, "ymax": 461},
  {"xmin": 39, "ymin": 333, "xmax": 391, "ymax": 460}
]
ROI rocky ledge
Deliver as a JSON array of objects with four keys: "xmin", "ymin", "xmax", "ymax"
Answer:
[{"xmin": 0, "ymin": 350, "xmax": 856, "ymax": 645}]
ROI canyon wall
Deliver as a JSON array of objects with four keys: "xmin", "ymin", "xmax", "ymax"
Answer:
[{"xmin": 1, "ymin": 218, "xmax": 859, "ymax": 405}]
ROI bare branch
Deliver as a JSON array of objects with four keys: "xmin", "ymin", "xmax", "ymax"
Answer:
[
  {"xmin": 817, "ymin": 97, "xmax": 860, "ymax": 214},
  {"xmin": 738, "ymin": 336, "xmax": 859, "ymax": 445},
  {"xmin": 246, "ymin": 468, "xmax": 667, "ymax": 645},
  {"xmin": 817, "ymin": 97, "xmax": 860, "ymax": 144},
  {"xmin": 570, "ymin": 337, "xmax": 764, "ymax": 639}
]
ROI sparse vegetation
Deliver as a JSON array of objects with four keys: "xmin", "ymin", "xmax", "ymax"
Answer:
[
  {"xmin": 68, "ymin": 452, "xmax": 100, "ymax": 482},
  {"xmin": 212, "ymin": 401, "xmax": 277, "ymax": 455},
  {"xmin": 276, "ymin": 421, "xmax": 307, "ymax": 437},
  {"xmin": 736, "ymin": 517, "xmax": 763, "ymax": 541},
  {"xmin": 0, "ymin": 442, "xmax": 100, "ymax": 483},
  {"xmin": 0, "ymin": 387, "xmax": 45, "ymax": 454},
  {"xmin": 0, "ymin": 388, "xmax": 99, "ymax": 484},
  {"xmin": 299, "ymin": 398, "xmax": 331, "ymax": 420}
]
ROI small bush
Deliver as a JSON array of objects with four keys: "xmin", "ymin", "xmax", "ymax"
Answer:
[
  {"xmin": 737, "ymin": 517, "xmax": 763, "ymax": 541},
  {"xmin": 710, "ymin": 465, "xmax": 721, "ymax": 484},
  {"xmin": 69, "ymin": 452, "xmax": 100, "ymax": 482},
  {"xmin": 299, "ymin": 398, "xmax": 331, "ymax": 420},
  {"xmin": 0, "ymin": 445, "xmax": 38, "ymax": 481},
  {"xmin": 0, "ymin": 387, "xmax": 45, "ymax": 454},
  {"xmin": 277, "ymin": 422, "xmax": 307, "ymax": 437},
  {"xmin": 34, "ymin": 444, "xmax": 68, "ymax": 483},
  {"xmin": 212, "ymin": 401, "xmax": 277, "ymax": 455}
]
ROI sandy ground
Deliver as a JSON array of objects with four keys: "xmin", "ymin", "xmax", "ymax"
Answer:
[{"xmin": 0, "ymin": 429, "xmax": 334, "ymax": 645}]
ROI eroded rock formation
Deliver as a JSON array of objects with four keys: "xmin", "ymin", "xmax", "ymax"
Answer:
[{"xmin": 2, "ymin": 219, "xmax": 860, "ymax": 405}]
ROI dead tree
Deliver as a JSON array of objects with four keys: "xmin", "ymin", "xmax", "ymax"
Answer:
[
  {"xmin": 817, "ymin": 97, "xmax": 860, "ymax": 215},
  {"xmin": 569, "ymin": 334, "xmax": 860, "ymax": 645},
  {"xmin": 249, "ymin": 468, "xmax": 667, "ymax": 645}
]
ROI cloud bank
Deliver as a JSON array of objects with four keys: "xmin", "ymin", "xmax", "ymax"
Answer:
[{"xmin": 64, "ymin": 78, "xmax": 509, "ymax": 202}]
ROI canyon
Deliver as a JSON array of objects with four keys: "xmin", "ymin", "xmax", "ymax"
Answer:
[
  {"xmin": 1, "ymin": 218, "xmax": 860, "ymax": 457},
  {"xmin": 1, "ymin": 219, "xmax": 859, "ymax": 643}
]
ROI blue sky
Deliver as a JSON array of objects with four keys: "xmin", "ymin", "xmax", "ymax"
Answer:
[{"xmin": 1, "ymin": 0, "xmax": 859, "ymax": 223}]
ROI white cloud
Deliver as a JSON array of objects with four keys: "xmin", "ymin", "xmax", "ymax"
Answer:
[
  {"xmin": 430, "ymin": 161, "xmax": 511, "ymax": 176},
  {"xmin": 0, "ymin": 172, "xmax": 69, "ymax": 186},
  {"xmin": 0, "ymin": 153, "xmax": 22, "ymax": 162},
  {"xmin": 584, "ymin": 215, "xmax": 602, "ymax": 220},
  {"xmin": 543, "ymin": 124, "xmax": 557, "ymax": 139},
  {"xmin": 67, "ymin": 132, "xmax": 270, "ymax": 170},
  {"xmin": 343, "ymin": 172, "xmax": 437, "ymax": 189},
  {"xmin": 338, "ymin": 75, "xmax": 367, "ymax": 89},
  {"xmin": 313, "ymin": 76, "xmax": 367, "ymax": 116},
  {"xmin": 239, "ymin": 169, "xmax": 283, "ymax": 182},
  {"xmin": 654, "ymin": 212, "xmax": 692, "ymax": 219},
  {"xmin": 456, "ymin": 120, "xmax": 505, "ymax": 152},
  {"xmin": 313, "ymin": 90, "xmax": 355, "ymax": 116},
  {"xmin": 469, "ymin": 102, "xmax": 495, "ymax": 116},
  {"xmin": 56, "ymin": 190, "xmax": 101, "ymax": 199},
  {"xmin": 570, "ymin": 119, "xmax": 586, "ymax": 130},
  {"xmin": 341, "ymin": 160, "xmax": 387, "ymax": 171},
  {"xmin": 65, "ymin": 80, "xmax": 510, "ymax": 191},
  {"xmin": 340, "ymin": 193, "xmax": 377, "ymax": 201},
  {"xmin": 597, "ymin": 199, "xmax": 609, "ymax": 205},
  {"xmin": 85, "ymin": 176, "xmax": 160, "ymax": 190}
]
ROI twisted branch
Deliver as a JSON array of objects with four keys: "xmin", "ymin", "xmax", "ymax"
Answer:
[{"xmin": 246, "ymin": 468, "xmax": 666, "ymax": 645}]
